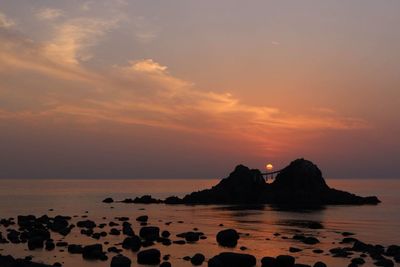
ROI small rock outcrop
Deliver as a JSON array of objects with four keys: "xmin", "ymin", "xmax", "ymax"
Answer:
[{"xmin": 102, "ymin": 198, "xmax": 114, "ymax": 203}]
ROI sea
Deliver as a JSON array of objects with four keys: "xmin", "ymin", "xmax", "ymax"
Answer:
[{"xmin": 0, "ymin": 178, "xmax": 399, "ymax": 267}]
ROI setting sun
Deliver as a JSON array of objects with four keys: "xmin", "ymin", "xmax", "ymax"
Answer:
[{"xmin": 266, "ymin": 163, "xmax": 274, "ymax": 171}]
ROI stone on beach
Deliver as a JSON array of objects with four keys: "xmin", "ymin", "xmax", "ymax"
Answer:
[
  {"xmin": 176, "ymin": 231, "xmax": 203, "ymax": 242},
  {"xmin": 110, "ymin": 255, "xmax": 131, "ymax": 267},
  {"xmin": 190, "ymin": 253, "xmax": 205, "ymax": 265},
  {"xmin": 216, "ymin": 229, "xmax": 240, "ymax": 247},
  {"xmin": 82, "ymin": 244, "xmax": 107, "ymax": 261},
  {"xmin": 122, "ymin": 236, "xmax": 141, "ymax": 251},
  {"xmin": 137, "ymin": 248, "xmax": 161, "ymax": 265},
  {"xmin": 208, "ymin": 252, "xmax": 256, "ymax": 267},
  {"xmin": 102, "ymin": 198, "xmax": 114, "ymax": 203},
  {"xmin": 68, "ymin": 244, "xmax": 83, "ymax": 254},
  {"xmin": 276, "ymin": 255, "xmax": 295, "ymax": 267},
  {"xmin": 77, "ymin": 220, "xmax": 96, "ymax": 229},
  {"xmin": 139, "ymin": 226, "xmax": 160, "ymax": 242},
  {"xmin": 136, "ymin": 215, "xmax": 148, "ymax": 222},
  {"xmin": 122, "ymin": 222, "xmax": 134, "ymax": 236}
]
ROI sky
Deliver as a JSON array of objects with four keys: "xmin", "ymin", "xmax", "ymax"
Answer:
[{"xmin": 0, "ymin": 0, "xmax": 399, "ymax": 179}]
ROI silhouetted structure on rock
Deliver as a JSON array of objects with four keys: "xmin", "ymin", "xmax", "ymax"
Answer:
[{"xmin": 182, "ymin": 159, "xmax": 380, "ymax": 205}]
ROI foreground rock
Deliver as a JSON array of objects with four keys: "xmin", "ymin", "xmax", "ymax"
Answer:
[
  {"xmin": 216, "ymin": 229, "xmax": 239, "ymax": 247},
  {"xmin": 191, "ymin": 253, "xmax": 205, "ymax": 265},
  {"xmin": 208, "ymin": 252, "xmax": 256, "ymax": 267},
  {"xmin": 111, "ymin": 255, "xmax": 131, "ymax": 267},
  {"xmin": 182, "ymin": 159, "xmax": 380, "ymax": 205},
  {"xmin": 122, "ymin": 236, "xmax": 141, "ymax": 251},
  {"xmin": 82, "ymin": 244, "xmax": 107, "ymax": 261},
  {"xmin": 139, "ymin": 226, "xmax": 160, "ymax": 241},
  {"xmin": 137, "ymin": 249, "xmax": 161, "ymax": 265},
  {"xmin": 261, "ymin": 255, "xmax": 295, "ymax": 267}
]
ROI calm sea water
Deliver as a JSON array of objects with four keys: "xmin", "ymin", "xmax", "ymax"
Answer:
[{"xmin": 0, "ymin": 179, "xmax": 399, "ymax": 267}]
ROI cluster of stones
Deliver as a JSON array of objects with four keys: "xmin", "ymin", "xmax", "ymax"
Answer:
[{"xmin": 1, "ymin": 211, "xmax": 399, "ymax": 267}]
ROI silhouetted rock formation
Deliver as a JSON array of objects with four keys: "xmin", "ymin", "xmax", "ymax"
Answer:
[
  {"xmin": 183, "ymin": 165, "xmax": 266, "ymax": 204},
  {"xmin": 182, "ymin": 158, "xmax": 380, "ymax": 206}
]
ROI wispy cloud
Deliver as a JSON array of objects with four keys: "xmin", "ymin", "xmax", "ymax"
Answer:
[
  {"xmin": 44, "ymin": 17, "xmax": 120, "ymax": 64},
  {"xmin": 0, "ymin": 12, "xmax": 15, "ymax": 28},
  {"xmin": 35, "ymin": 8, "xmax": 63, "ymax": 20}
]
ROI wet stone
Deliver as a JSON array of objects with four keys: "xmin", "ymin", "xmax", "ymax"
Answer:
[
  {"xmin": 110, "ymin": 255, "xmax": 131, "ymax": 267},
  {"xmin": 216, "ymin": 229, "xmax": 239, "ymax": 247},
  {"xmin": 137, "ymin": 248, "xmax": 161, "ymax": 265}
]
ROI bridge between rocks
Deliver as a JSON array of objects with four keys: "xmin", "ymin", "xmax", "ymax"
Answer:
[{"xmin": 261, "ymin": 169, "xmax": 282, "ymax": 181}]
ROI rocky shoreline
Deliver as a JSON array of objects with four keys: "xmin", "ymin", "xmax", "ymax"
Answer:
[{"xmin": 0, "ymin": 211, "xmax": 399, "ymax": 267}]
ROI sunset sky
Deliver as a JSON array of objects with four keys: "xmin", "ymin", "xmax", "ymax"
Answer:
[{"xmin": 0, "ymin": 0, "xmax": 399, "ymax": 179}]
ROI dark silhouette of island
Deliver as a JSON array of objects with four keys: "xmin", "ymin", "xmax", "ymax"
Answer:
[
  {"xmin": 106, "ymin": 158, "xmax": 380, "ymax": 206},
  {"xmin": 181, "ymin": 159, "xmax": 380, "ymax": 205}
]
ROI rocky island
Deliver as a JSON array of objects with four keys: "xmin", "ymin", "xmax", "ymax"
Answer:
[
  {"xmin": 110, "ymin": 158, "xmax": 380, "ymax": 206},
  {"xmin": 182, "ymin": 158, "xmax": 380, "ymax": 205}
]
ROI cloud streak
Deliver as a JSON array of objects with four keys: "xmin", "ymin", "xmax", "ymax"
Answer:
[
  {"xmin": 0, "ymin": 11, "xmax": 15, "ymax": 28},
  {"xmin": 35, "ymin": 8, "xmax": 63, "ymax": 20}
]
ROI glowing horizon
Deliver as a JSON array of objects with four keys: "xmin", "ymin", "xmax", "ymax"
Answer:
[{"xmin": 0, "ymin": 0, "xmax": 399, "ymax": 179}]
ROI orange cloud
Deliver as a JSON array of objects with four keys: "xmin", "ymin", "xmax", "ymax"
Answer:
[{"xmin": 0, "ymin": 23, "xmax": 370, "ymax": 155}]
